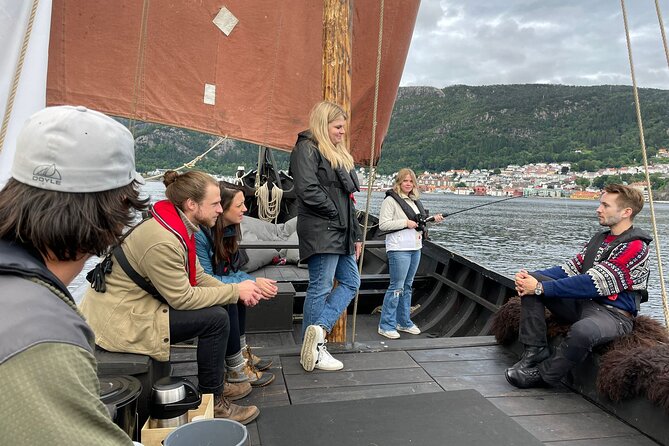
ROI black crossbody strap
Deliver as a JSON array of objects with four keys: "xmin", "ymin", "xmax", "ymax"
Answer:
[{"xmin": 112, "ymin": 245, "xmax": 168, "ymax": 304}]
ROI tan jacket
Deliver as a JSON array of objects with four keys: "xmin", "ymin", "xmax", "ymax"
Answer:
[{"xmin": 80, "ymin": 218, "xmax": 239, "ymax": 361}]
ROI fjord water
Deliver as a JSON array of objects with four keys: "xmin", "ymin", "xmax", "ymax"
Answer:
[
  {"xmin": 355, "ymin": 191, "xmax": 669, "ymax": 322},
  {"xmin": 73, "ymin": 182, "xmax": 669, "ymax": 322}
]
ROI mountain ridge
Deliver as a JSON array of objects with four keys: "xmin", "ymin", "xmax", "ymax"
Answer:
[{"xmin": 130, "ymin": 84, "xmax": 669, "ymax": 175}]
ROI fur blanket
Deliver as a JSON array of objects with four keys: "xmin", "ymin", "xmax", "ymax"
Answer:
[{"xmin": 491, "ymin": 297, "xmax": 669, "ymax": 411}]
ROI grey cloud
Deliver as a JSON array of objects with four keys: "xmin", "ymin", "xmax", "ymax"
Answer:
[{"xmin": 401, "ymin": 0, "xmax": 669, "ymax": 88}]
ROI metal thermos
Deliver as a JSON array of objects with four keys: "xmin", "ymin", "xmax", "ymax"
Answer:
[{"xmin": 148, "ymin": 377, "xmax": 201, "ymax": 428}]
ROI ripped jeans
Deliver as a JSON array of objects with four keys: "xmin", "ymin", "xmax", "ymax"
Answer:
[{"xmin": 379, "ymin": 249, "xmax": 421, "ymax": 331}]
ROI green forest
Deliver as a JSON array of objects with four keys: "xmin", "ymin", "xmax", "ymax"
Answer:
[
  {"xmin": 381, "ymin": 84, "xmax": 669, "ymax": 174},
  {"xmin": 129, "ymin": 84, "xmax": 669, "ymax": 176}
]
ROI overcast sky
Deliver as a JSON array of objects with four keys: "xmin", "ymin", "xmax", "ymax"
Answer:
[{"xmin": 400, "ymin": 0, "xmax": 669, "ymax": 89}]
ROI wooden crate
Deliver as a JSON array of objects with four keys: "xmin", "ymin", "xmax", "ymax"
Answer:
[{"xmin": 140, "ymin": 393, "xmax": 214, "ymax": 446}]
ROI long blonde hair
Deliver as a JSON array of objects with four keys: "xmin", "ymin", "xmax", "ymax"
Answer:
[
  {"xmin": 309, "ymin": 101, "xmax": 354, "ymax": 171},
  {"xmin": 393, "ymin": 168, "xmax": 420, "ymax": 199}
]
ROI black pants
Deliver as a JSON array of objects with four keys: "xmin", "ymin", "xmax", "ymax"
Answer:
[
  {"xmin": 519, "ymin": 294, "xmax": 633, "ymax": 385},
  {"xmin": 226, "ymin": 303, "xmax": 247, "ymax": 356},
  {"xmin": 169, "ymin": 306, "xmax": 229, "ymax": 395}
]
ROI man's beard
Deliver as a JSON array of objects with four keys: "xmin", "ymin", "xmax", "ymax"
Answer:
[
  {"xmin": 194, "ymin": 210, "xmax": 217, "ymax": 228},
  {"xmin": 600, "ymin": 215, "xmax": 622, "ymax": 227}
]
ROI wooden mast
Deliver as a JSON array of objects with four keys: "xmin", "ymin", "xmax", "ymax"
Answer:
[{"xmin": 323, "ymin": 0, "xmax": 351, "ymax": 343}]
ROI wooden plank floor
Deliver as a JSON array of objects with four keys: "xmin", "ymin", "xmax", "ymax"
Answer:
[{"xmin": 171, "ymin": 318, "xmax": 660, "ymax": 446}]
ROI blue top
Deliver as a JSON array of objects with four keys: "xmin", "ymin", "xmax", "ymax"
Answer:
[{"xmin": 195, "ymin": 229, "xmax": 254, "ymax": 284}]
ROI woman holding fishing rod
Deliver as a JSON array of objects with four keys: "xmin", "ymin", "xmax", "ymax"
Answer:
[{"xmin": 377, "ymin": 168, "xmax": 444, "ymax": 339}]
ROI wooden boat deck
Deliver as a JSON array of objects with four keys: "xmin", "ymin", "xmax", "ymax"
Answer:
[{"xmin": 170, "ymin": 317, "xmax": 660, "ymax": 446}]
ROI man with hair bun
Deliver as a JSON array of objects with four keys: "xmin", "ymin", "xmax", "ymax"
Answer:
[
  {"xmin": 508, "ymin": 184, "xmax": 652, "ymax": 389},
  {"xmin": 82, "ymin": 169, "xmax": 264, "ymax": 425},
  {"xmin": 0, "ymin": 105, "xmax": 148, "ymax": 444}
]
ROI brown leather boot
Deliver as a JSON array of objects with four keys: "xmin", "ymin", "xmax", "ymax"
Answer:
[
  {"xmin": 243, "ymin": 361, "xmax": 275, "ymax": 387},
  {"xmin": 222, "ymin": 381, "xmax": 252, "ymax": 401},
  {"xmin": 243, "ymin": 346, "xmax": 273, "ymax": 371},
  {"xmin": 214, "ymin": 395, "xmax": 259, "ymax": 425}
]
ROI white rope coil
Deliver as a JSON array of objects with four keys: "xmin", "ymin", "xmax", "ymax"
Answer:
[{"xmin": 255, "ymin": 182, "xmax": 283, "ymax": 223}]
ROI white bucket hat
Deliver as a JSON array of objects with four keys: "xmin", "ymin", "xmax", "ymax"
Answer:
[{"xmin": 11, "ymin": 105, "xmax": 145, "ymax": 192}]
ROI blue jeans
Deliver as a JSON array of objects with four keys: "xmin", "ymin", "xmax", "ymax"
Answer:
[
  {"xmin": 379, "ymin": 250, "xmax": 421, "ymax": 331},
  {"xmin": 303, "ymin": 254, "xmax": 361, "ymax": 336}
]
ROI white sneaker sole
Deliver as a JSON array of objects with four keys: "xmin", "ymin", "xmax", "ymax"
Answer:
[
  {"xmin": 300, "ymin": 325, "xmax": 321, "ymax": 372},
  {"xmin": 397, "ymin": 326, "xmax": 421, "ymax": 335},
  {"xmin": 315, "ymin": 361, "xmax": 344, "ymax": 371},
  {"xmin": 378, "ymin": 329, "xmax": 400, "ymax": 339}
]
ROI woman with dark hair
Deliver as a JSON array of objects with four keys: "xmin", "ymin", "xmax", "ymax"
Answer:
[
  {"xmin": 195, "ymin": 182, "xmax": 278, "ymax": 388},
  {"xmin": 377, "ymin": 168, "xmax": 443, "ymax": 339},
  {"xmin": 289, "ymin": 101, "xmax": 362, "ymax": 372}
]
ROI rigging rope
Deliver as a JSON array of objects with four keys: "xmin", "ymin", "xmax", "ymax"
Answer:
[
  {"xmin": 0, "ymin": 0, "xmax": 40, "ymax": 155},
  {"xmin": 129, "ymin": 0, "xmax": 151, "ymax": 136},
  {"xmin": 255, "ymin": 181, "xmax": 283, "ymax": 223},
  {"xmin": 654, "ymin": 0, "xmax": 669, "ymax": 70},
  {"xmin": 621, "ymin": 0, "xmax": 669, "ymax": 327},
  {"xmin": 143, "ymin": 136, "xmax": 228, "ymax": 181},
  {"xmin": 351, "ymin": 0, "xmax": 385, "ymax": 346}
]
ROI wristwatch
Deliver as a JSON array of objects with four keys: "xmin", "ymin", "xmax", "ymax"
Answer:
[{"xmin": 534, "ymin": 282, "xmax": 543, "ymax": 295}]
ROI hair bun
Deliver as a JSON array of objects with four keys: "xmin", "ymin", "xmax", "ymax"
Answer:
[{"xmin": 163, "ymin": 170, "xmax": 179, "ymax": 187}]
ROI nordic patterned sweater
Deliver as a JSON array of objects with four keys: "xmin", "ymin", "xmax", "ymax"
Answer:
[{"xmin": 536, "ymin": 227, "xmax": 651, "ymax": 315}]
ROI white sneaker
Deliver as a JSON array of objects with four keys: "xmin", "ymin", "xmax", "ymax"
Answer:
[
  {"xmin": 397, "ymin": 324, "xmax": 421, "ymax": 335},
  {"xmin": 314, "ymin": 342, "xmax": 343, "ymax": 371},
  {"xmin": 300, "ymin": 325, "xmax": 325, "ymax": 372},
  {"xmin": 378, "ymin": 328, "xmax": 400, "ymax": 339}
]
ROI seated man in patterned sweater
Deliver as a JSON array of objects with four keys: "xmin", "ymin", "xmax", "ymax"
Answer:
[{"xmin": 507, "ymin": 183, "xmax": 651, "ymax": 388}]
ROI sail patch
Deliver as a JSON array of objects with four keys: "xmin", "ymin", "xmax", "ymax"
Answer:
[
  {"xmin": 204, "ymin": 84, "xmax": 216, "ymax": 105},
  {"xmin": 213, "ymin": 7, "xmax": 238, "ymax": 36}
]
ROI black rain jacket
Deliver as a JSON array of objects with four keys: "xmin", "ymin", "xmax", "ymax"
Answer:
[{"xmin": 289, "ymin": 131, "xmax": 361, "ymax": 262}]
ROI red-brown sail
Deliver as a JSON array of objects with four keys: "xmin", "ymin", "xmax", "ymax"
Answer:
[{"xmin": 46, "ymin": 0, "xmax": 419, "ymax": 165}]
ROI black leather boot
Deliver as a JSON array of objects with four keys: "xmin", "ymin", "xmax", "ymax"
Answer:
[
  {"xmin": 510, "ymin": 345, "xmax": 550, "ymax": 371},
  {"xmin": 505, "ymin": 366, "xmax": 550, "ymax": 389}
]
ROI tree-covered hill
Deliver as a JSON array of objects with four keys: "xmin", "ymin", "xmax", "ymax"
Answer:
[
  {"xmin": 128, "ymin": 84, "xmax": 669, "ymax": 176},
  {"xmin": 128, "ymin": 123, "xmax": 291, "ymax": 175},
  {"xmin": 379, "ymin": 84, "xmax": 669, "ymax": 174}
]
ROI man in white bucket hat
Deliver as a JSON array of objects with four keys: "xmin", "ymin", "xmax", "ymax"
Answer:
[{"xmin": 0, "ymin": 105, "xmax": 147, "ymax": 445}]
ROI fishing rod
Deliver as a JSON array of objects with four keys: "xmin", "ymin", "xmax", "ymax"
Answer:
[{"xmin": 424, "ymin": 194, "xmax": 524, "ymax": 222}]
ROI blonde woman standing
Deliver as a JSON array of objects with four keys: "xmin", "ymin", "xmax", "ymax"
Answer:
[
  {"xmin": 377, "ymin": 169, "xmax": 443, "ymax": 339},
  {"xmin": 289, "ymin": 101, "xmax": 362, "ymax": 372}
]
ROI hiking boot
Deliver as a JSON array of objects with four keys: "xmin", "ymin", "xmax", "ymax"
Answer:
[
  {"xmin": 226, "ymin": 364, "xmax": 250, "ymax": 384},
  {"xmin": 222, "ymin": 381, "xmax": 252, "ymax": 401},
  {"xmin": 214, "ymin": 395, "xmax": 259, "ymax": 425},
  {"xmin": 244, "ymin": 362, "xmax": 275, "ymax": 387},
  {"xmin": 505, "ymin": 366, "xmax": 549, "ymax": 389},
  {"xmin": 397, "ymin": 324, "xmax": 421, "ymax": 335},
  {"xmin": 300, "ymin": 325, "xmax": 325, "ymax": 372},
  {"xmin": 243, "ymin": 346, "xmax": 273, "ymax": 371},
  {"xmin": 314, "ymin": 342, "xmax": 343, "ymax": 371},
  {"xmin": 510, "ymin": 345, "xmax": 550, "ymax": 371},
  {"xmin": 378, "ymin": 328, "xmax": 400, "ymax": 339}
]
